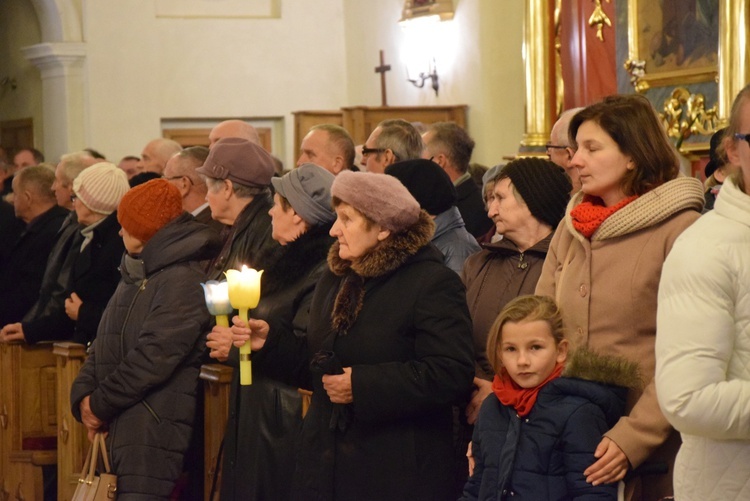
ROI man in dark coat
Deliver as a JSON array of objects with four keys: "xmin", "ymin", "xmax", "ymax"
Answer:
[
  {"xmin": 0, "ymin": 166, "xmax": 67, "ymax": 329},
  {"xmin": 422, "ymin": 122, "xmax": 493, "ymax": 238},
  {"xmin": 199, "ymin": 137, "xmax": 279, "ymax": 280}
]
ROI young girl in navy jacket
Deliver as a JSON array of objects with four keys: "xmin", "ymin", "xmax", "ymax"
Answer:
[{"xmin": 461, "ymin": 295, "xmax": 640, "ymax": 500}]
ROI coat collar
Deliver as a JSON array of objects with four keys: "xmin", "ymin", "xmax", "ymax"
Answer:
[
  {"xmin": 714, "ymin": 176, "xmax": 750, "ymax": 228},
  {"xmin": 564, "ymin": 176, "xmax": 704, "ymax": 242}
]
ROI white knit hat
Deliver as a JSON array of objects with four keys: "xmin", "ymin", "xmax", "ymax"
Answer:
[{"xmin": 73, "ymin": 162, "xmax": 130, "ymax": 215}]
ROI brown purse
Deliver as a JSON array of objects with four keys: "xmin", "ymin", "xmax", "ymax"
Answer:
[{"xmin": 72, "ymin": 432, "xmax": 118, "ymax": 501}]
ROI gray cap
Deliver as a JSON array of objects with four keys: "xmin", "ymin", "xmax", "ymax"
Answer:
[
  {"xmin": 196, "ymin": 137, "xmax": 274, "ymax": 188},
  {"xmin": 271, "ymin": 163, "xmax": 336, "ymax": 226}
]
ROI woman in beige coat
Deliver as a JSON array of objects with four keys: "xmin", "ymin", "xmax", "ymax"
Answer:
[{"xmin": 536, "ymin": 94, "xmax": 704, "ymax": 501}]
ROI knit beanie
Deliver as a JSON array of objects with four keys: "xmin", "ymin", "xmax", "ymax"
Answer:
[
  {"xmin": 331, "ymin": 170, "xmax": 420, "ymax": 233},
  {"xmin": 117, "ymin": 179, "xmax": 183, "ymax": 243},
  {"xmin": 72, "ymin": 162, "xmax": 129, "ymax": 215},
  {"xmin": 500, "ymin": 157, "xmax": 571, "ymax": 228},
  {"xmin": 384, "ymin": 159, "xmax": 457, "ymax": 216}
]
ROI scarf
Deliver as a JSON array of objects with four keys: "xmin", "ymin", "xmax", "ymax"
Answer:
[
  {"xmin": 570, "ymin": 194, "xmax": 639, "ymax": 238},
  {"xmin": 492, "ymin": 363, "xmax": 564, "ymax": 417}
]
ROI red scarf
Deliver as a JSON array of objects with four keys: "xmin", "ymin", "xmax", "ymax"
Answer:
[
  {"xmin": 570, "ymin": 194, "xmax": 639, "ymax": 238},
  {"xmin": 492, "ymin": 363, "xmax": 564, "ymax": 417}
]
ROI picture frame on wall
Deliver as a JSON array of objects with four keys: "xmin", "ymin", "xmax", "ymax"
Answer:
[{"xmin": 627, "ymin": 0, "xmax": 719, "ymax": 91}]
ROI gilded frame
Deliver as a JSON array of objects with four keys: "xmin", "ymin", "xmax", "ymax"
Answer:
[{"xmin": 627, "ymin": 0, "xmax": 719, "ymax": 92}]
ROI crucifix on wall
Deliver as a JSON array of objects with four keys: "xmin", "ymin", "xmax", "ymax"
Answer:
[{"xmin": 374, "ymin": 50, "xmax": 391, "ymax": 107}]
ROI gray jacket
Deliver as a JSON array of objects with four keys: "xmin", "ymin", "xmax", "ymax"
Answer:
[{"xmin": 432, "ymin": 206, "xmax": 481, "ymax": 274}]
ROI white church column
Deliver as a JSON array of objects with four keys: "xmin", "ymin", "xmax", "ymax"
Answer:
[{"xmin": 21, "ymin": 42, "xmax": 86, "ymax": 161}]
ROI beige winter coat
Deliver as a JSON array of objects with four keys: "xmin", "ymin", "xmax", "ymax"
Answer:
[{"xmin": 536, "ymin": 176, "xmax": 704, "ymax": 500}]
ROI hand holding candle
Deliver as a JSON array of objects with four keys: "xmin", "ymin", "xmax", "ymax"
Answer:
[{"xmin": 226, "ymin": 265, "xmax": 263, "ymax": 385}]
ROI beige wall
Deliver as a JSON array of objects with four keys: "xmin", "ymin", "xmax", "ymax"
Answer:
[
  {"xmin": 0, "ymin": 0, "xmax": 44, "ymax": 149},
  {"xmin": 0, "ymin": 0, "xmax": 525, "ymax": 166},
  {"xmin": 343, "ymin": 0, "xmax": 525, "ymax": 166}
]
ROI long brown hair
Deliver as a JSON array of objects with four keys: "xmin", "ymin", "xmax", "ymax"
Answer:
[{"xmin": 569, "ymin": 94, "xmax": 679, "ymax": 196}]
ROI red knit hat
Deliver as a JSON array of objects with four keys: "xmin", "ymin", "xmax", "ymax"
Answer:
[{"xmin": 117, "ymin": 179, "xmax": 183, "ymax": 243}]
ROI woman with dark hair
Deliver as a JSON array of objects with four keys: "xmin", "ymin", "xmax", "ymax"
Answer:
[
  {"xmin": 536, "ymin": 94, "xmax": 705, "ymax": 500},
  {"xmin": 292, "ymin": 170, "xmax": 474, "ymax": 501}
]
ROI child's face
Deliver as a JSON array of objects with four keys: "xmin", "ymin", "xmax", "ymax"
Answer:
[{"xmin": 499, "ymin": 320, "xmax": 568, "ymax": 389}]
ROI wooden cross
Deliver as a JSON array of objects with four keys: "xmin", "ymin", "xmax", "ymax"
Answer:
[{"xmin": 374, "ymin": 50, "xmax": 391, "ymax": 107}]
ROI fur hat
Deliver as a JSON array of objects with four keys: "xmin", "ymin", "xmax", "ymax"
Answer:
[
  {"xmin": 384, "ymin": 159, "xmax": 457, "ymax": 216},
  {"xmin": 196, "ymin": 137, "xmax": 274, "ymax": 188},
  {"xmin": 271, "ymin": 163, "xmax": 336, "ymax": 226},
  {"xmin": 500, "ymin": 157, "xmax": 571, "ymax": 228},
  {"xmin": 331, "ymin": 170, "xmax": 420, "ymax": 233},
  {"xmin": 117, "ymin": 179, "xmax": 183, "ymax": 242},
  {"xmin": 72, "ymin": 162, "xmax": 129, "ymax": 215}
]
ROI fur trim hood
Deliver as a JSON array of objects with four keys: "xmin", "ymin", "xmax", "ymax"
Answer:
[
  {"xmin": 562, "ymin": 347, "xmax": 642, "ymax": 390},
  {"xmin": 327, "ymin": 210, "xmax": 434, "ymax": 334}
]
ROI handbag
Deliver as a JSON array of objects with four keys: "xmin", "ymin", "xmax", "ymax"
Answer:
[{"xmin": 72, "ymin": 432, "xmax": 118, "ymax": 501}]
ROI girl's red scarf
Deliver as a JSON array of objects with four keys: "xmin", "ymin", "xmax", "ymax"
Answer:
[
  {"xmin": 492, "ymin": 363, "xmax": 564, "ymax": 417},
  {"xmin": 570, "ymin": 194, "xmax": 639, "ymax": 238}
]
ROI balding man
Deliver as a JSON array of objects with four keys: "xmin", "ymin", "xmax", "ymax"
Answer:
[
  {"xmin": 297, "ymin": 124, "xmax": 356, "ymax": 175},
  {"xmin": 136, "ymin": 138, "xmax": 183, "ymax": 174},
  {"xmin": 164, "ymin": 146, "xmax": 224, "ymax": 232},
  {"xmin": 548, "ymin": 107, "xmax": 584, "ymax": 194},
  {"xmin": 360, "ymin": 119, "xmax": 423, "ymax": 173},
  {"xmin": 422, "ymin": 122, "xmax": 493, "ymax": 238},
  {"xmin": 0, "ymin": 166, "xmax": 68, "ymax": 327},
  {"xmin": 53, "ymin": 151, "xmax": 98, "ymax": 210},
  {"xmin": 209, "ymin": 120, "xmax": 261, "ymax": 148}
]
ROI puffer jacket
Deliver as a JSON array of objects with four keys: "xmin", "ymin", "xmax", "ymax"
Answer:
[
  {"xmin": 656, "ymin": 177, "xmax": 750, "ymax": 500},
  {"xmin": 462, "ymin": 349, "xmax": 641, "ymax": 500},
  {"xmin": 70, "ymin": 213, "xmax": 221, "ymax": 498},
  {"xmin": 432, "ymin": 206, "xmax": 480, "ymax": 275}
]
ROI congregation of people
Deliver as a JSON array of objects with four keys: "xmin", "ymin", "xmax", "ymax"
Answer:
[{"xmin": 0, "ymin": 87, "xmax": 748, "ymax": 500}]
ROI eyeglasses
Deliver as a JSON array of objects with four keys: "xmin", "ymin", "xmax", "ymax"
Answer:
[
  {"xmin": 734, "ymin": 133, "xmax": 750, "ymax": 146},
  {"xmin": 361, "ymin": 146, "xmax": 386, "ymax": 157},
  {"xmin": 70, "ymin": 194, "xmax": 77, "ymax": 203},
  {"xmin": 545, "ymin": 143, "xmax": 568, "ymax": 151}
]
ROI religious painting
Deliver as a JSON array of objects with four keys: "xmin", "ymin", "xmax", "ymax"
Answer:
[{"xmin": 627, "ymin": 0, "xmax": 719, "ymax": 90}]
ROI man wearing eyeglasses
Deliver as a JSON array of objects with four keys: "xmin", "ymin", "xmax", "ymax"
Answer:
[
  {"xmin": 547, "ymin": 108, "xmax": 583, "ymax": 194},
  {"xmin": 360, "ymin": 119, "xmax": 424, "ymax": 173}
]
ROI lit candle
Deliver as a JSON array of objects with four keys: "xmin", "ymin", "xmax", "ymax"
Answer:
[
  {"xmin": 200, "ymin": 280, "xmax": 233, "ymax": 327},
  {"xmin": 225, "ymin": 265, "xmax": 263, "ymax": 385}
]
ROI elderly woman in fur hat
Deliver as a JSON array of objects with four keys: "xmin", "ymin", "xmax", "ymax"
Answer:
[{"xmin": 290, "ymin": 171, "xmax": 474, "ymax": 501}]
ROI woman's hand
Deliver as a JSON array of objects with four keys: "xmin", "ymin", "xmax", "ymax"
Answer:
[
  {"xmin": 206, "ymin": 325, "xmax": 233, "ymax": 362},
  {"xmin": 230, "ymin": 315, "xmax": 270, "ymax": 351},
  {"xmin": 80, "ymin": 395, "xmax": 105, "ymax": 435},
  {"xmin": 323, "ymin": 367, "xmax": 353, "ymax": 404},
  {"xmin": 467, "ymin": 441, "xmax": 476, "ymax": 477},
  {"xmin": 465, "ymin": 377, "xmax": 493, "ymax": 424},
  {"xmin": 584, "ymin": 436, "xmax": 629, "ymax": 485},
  {"xmin": 65, "ymin": 292, "xmax": 83, "ymax": 321}
]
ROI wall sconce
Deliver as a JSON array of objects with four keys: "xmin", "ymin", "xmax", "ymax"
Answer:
[{"xmin": 399, "ymin": 1, "xmax": 454, "ymax": 97}]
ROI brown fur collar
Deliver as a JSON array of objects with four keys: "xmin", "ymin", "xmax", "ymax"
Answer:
[
  {"xmin": 563, "ymin": 347, "xmax": 643, "ymax": 390},
  {"xmin": 328, "ymin": 210, "xmax": 434, "ymax": 334}
]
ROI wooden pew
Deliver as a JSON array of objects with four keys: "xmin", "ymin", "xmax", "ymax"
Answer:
[
  {"xmin": 53, "ymin": 342, "xmax": 88, "ymax": 501},
  {"xmin": 200, "ymin": 363, "xmax": 233, "ymax": 501},
  {"xmin": 0, "ymin": 341, "xmax": 58, "ymax": 500}
]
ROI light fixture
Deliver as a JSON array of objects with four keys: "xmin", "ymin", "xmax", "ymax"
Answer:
[
  {"xmin": 400, "ymin": 0, "xmax": 455, "ymax": 23},
  {"xmin": 399, "ymin": 1, "xmax": 454, "ymax": 96}
]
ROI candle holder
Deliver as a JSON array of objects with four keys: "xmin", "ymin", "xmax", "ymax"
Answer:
[
  {"xmin": 201, "ymin": 280, "xmax": 233, "ymax": 327},
  {"xmin": 225, "ymin": 265, "xmax": 263, "ymax": 385}
]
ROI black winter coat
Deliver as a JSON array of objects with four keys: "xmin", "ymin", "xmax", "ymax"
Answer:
[
  {"xmin": 70, "ymin": 214, "xmax": 221, "ymax": 498},
  {"xmin": 461, "ymin": 350, "xmax": 640, "ymax": 500},
  {"xmin": 292, "ymin": 212, "xmax": 475, "ymax": 501},
  {"xmin": 24, "ymin": 211, "xmax": 123, "ymax": 345},
  {"xmin": 0, "ymin": 204, "xmax": 68, "ymax": 326},
  {"xmin": 220, "ymin": 224, "xmax": 334, "ymax": 501}
]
